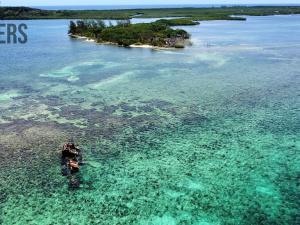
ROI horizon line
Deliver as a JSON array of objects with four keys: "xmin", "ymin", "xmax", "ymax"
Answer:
[{"xmin": 3, "ymin": 3, "xmax": 300, "ymax": 7}]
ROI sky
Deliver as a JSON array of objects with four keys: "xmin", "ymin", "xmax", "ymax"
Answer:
[{"xmin": 2, "ymin": 0, "xmax": 300, "ymax": 6}]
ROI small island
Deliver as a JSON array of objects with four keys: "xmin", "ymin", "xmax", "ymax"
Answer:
[{"xmin": 68, "ymin": 19, "xmax": 194, "ymax": 48}]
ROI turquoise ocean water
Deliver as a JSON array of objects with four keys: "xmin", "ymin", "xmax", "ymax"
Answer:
[{"xmin": 0, "ymin": 15, "xmax": 299, "ymax": 224}]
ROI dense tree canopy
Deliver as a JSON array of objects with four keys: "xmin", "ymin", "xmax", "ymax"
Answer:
[{"xmin": 69, "ymin": 19, "xmax": 191, "ymax": 48}]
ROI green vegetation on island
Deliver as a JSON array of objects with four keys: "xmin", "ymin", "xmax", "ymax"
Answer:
[
  {"xmin": 68, "ymin": 19, "xmax": 191, "ymax": 48},
  {"xmin": 2, "ymin": 6, "xmax": 300, "ymax": 49},
  {"xmin": 1, "ymin": 6, "xmax": 300, "ymax": 20},
  {"xmin": 155, "ymin": 18, "xmax": 200, "ymax": 26}
]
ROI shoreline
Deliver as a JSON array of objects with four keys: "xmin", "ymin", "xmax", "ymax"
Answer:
[{"xmin": 69, "ymin": 34, "xmax": 181, "ymax": 50}]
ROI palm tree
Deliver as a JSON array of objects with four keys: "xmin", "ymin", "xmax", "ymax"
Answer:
[{"xmin": 69, "ymin": 21, "xmax": 77, "ymax": 34}]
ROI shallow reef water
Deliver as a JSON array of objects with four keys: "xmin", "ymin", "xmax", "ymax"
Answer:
[{"xmin": 0, "ymin": 16, "xmax": 299, "ymax": 224}]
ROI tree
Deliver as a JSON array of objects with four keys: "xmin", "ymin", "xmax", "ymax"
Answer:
[
  {"xmin": 96, "ymin": 20, "xmax": 106, "ymax": 29},
  {"xmin": 116, "ymin": 19, "xmax": 131, "ymax": 27},
  {"xmin": 108, "ymin": 21, "xmax": 114, "ymax": 27},
  {"xmin": 69, "ymin": 21, "xmax": 77, "ymax": 34}
]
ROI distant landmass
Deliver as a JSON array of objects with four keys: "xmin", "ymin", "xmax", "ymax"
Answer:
[
  {"xmin": 14, "ymin": 4, "xmax": 300, "ymax": 10},
  {"xmin": 1, "ymin": 6, "xmax": 300, "ymax": 20},
  {"xmin": 2, "ymin": 6, "xmax": 300, "ymax": 49}
]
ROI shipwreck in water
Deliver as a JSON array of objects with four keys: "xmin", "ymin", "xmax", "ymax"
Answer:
[{"xmin": 61, "ymin": 141, "xmax": 83, "ymax": 188}]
